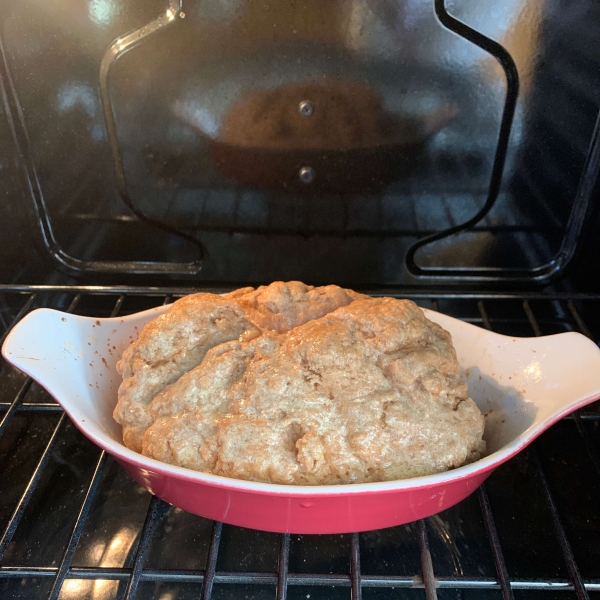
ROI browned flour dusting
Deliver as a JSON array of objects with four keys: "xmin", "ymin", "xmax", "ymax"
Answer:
[{"xmin": 114, "ymin": 282, "xmax": 485, "ymax": 485}]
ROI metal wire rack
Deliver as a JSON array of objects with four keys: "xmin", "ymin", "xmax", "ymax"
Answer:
[
  {"xmin": 61, "ymin": 155, "xmax": 555, "ymax": 241},
  {"xmin": 0, "ymin": 286, "xmax": 599, "ymax": 600}
]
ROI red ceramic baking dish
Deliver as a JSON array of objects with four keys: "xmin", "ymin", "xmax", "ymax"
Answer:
[{"xmin": 3, "ymin": 303, "xmax": 600, "ymax": 534}]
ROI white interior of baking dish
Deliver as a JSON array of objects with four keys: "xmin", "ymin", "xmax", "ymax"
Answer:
[{"xmin": 3, "ymin": 303, "xmax": 600, "ymax": 494}]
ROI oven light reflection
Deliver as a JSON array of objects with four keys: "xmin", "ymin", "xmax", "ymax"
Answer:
[
  {"xmin": 89, "ymin": 0, "xmax": 118, "ymax": 26},
  {"xmin": 61, "ymin": 579, "xmax": 87, "ymax": 597},
  {"xmin": 56, "ymin": 82, "xmax": 96, "ymax": 118},
  {"xmin": 60, "ymin": 528, "xmax": 137, "ymax": 599},
  {"xmin": 522, "ymin": 360, "xmax": 542, "ymax": 383}
]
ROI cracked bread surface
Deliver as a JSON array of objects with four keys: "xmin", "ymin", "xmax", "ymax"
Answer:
[
  {"xmin": 115, "ymin": 282, "xmax": 485, "ymax": 484},
  {"xmin": 114, "ymin": 282, "xmax": 364, "ymax": 452}
]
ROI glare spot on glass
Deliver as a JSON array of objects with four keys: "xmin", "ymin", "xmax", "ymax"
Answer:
[
  {"xmin": 79, "ymin": 527, "xmax": 136, "ymax": 600},
  {"xmin": 89, "ymin": 0, "xmax": 118, "ymax": 26},
  {"xmin": 166, "ymin": 8, "xmax": 175, "ymax": 21},
  {"xmin": 57, "ymin": 82, "xmax": 97, "ymax": 118},
  {"xmin": 61, "ymin": 528, "xmax": 140, "ymax": 598},
  {"xmin": 92, "ymin": 579, "xmax": 119, "ymax": 599},
  {"xmin": 191, "ymin": 107, "xmax": 218, "ymax": 137},
  {"xmin": 61, "ymin": 579, "xmax": 87, "ymax": 598},
  {"xmin": 92, "ymin": 124, "xmax": 106, "ymax": 142},
  {"xmin": 89, "ymin": 540, "xmax": 106, "ymax": 563},
  {"xmin": 100, "ymin": 527, "xmax": 137, "ymax": 566},
  {"xmin": 49, "ymin": 532, "xmax": 133, "ymax": 598}
]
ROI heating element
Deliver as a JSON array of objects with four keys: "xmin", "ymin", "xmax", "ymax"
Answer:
[{"xmin": 0, "ymin": 286, "xmax": 599, "ymax": 600}]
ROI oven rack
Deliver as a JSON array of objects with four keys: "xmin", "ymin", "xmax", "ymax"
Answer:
[
  {"xmin": 0, "ymin": 286, "xmax": 599, "ymax": 600},
  {"xmin": 60, "ymin": 155, "xmax": 561, "ymax": 241},
  {"xmin": 47, "ymin": 149, "xmax": 565, "ymax": 285}
]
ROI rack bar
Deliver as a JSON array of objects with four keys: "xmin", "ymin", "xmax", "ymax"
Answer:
[
  {"xmin": 1, "ymin": 565, "xmax": 598, "ymax": 590},
  {"xmin": 98, "ymin": 0, "xmax": 205, "ymax": 276},
  {"xmin": 0, "ymin": 293, "xmax": 40, "ymax": 436},
  {"xmin": 478, "ymin": 486, "xmax": 514, "ymax": 600},
  {"xmin": 567, "ymin": 301, "xmax": 594, "ymax": 340},
  {"xmin": 0, "ymin": 402, "xmax": 61, "ymax": 413},
  {"xmin": 477, "ymin": 300, "xmax": 492, "ymax": 330},
  {"xmin": 276, "ymin": 534, "xmax": 290, "ymax": 600},
  {"xmin": 0, "ymin": 293, "xmax": 36, "ymax": 347},
  {"xmin": 572, "ymin": 413, "xmax": 600, "ymax": 478},
  {"xmin": 0, "ymin": 413, "xmax": 67, "ymax": 562},
  {"xmin": 123, "ymin": 496, "xmax": 169, "ymax": 600},
  {"xmin": 405, "ymin": 0, "xmax": 519, "ymax": 281},
  {"xmin": 530, "ymin": 448, "xmax": 590, "ymax": 600},
  {"xmin": 111, "ymin": 294, "xmax": 126, "ymax": 316},
  {"xmin": 0, "ymin": 378, "xmax": 33, "ymax": 438},
  {"xmin": 47, "ymin": 452, "xmax": 108, "ymax": 600},
  {"xmin": 1, "ymin": 285, "xmax": 600, "ymax": 302},
  {"xmin": 418, "ymin": 520, "xmax": 438, "ymax": 600},
  {"xmin": 201, "ymin": 521, "xmax": 223, "ymax": 600},
  {"xmin": 350, "ymin": 532, "xmax": 362, "ymax": 600},
  {"xmin": 522, "ymin": 300, "xmax": 543, "ymax": 336}
]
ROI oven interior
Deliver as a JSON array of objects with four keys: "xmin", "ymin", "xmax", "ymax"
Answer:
[
  {"xmin": 2, "ymin": 0, "xmax": 600, "ymax": 287},
  {"xmin": 1, "ymin": 1, "xmax": 600, "ymax": 599}
]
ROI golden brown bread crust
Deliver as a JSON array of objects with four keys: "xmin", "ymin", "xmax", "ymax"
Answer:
[
  {"xmin": 233, "ymin": 281, "xmax": 369, "ymax": 332},
  {"xmin": 114, "ymin": 294, "xmax": 254, "ymax": 452},
  {"xmin": 115, "ymin": 283, "xmax": 485, "ymax": 484},
  {"xmin": 115, "ymin": 282, "xmax": 361, "ymax": 451}
]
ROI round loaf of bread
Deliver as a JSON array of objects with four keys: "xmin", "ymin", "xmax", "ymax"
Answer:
[{"xmin": 114, "ymin": 281, "xmax": 485, "ymax": 485}]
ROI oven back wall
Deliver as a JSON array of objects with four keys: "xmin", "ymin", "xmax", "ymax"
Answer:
[{"xmin": 1, "ymin": 0, "xmax": 599, "ymax": 287}]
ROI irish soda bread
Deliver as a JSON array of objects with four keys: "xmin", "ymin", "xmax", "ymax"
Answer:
[{"xmin": 114, "ymin": 282, "xmax": 485, "ymax": 485}]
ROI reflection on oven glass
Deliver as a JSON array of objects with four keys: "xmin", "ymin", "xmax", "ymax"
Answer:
[
  {"xmin": 88, "ymin": 0, "xmax": 120, "ymax": 26},
  {"xmin": 59, "ymin": 527, "xmax": 137, "ymax": 600},
  {"xmin": 428, "ymin": 513, "xmax": 464, "ymax": 575}
]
